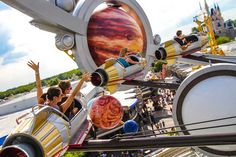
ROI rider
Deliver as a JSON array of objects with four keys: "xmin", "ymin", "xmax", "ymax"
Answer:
[
  {"xmin": 174, "ymin": 30, "xmax": 191, "ymax": 50},
  {"xmin": 27, "ymin": 60, "xmax": 91, "ymax": 116},
  {"xmin": 117, "ymin": 48, "xmax": 144, "ymax": 67}
]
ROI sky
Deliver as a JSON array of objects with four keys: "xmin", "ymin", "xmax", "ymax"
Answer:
[{"xmin": 0, "ymin": 0, "xmax": 236, "ymax": 91}]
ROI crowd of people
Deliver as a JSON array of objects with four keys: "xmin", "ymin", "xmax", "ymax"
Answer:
[{"xmin": 135, "ymin": 86, "xmax": 176, "ymax": 134}]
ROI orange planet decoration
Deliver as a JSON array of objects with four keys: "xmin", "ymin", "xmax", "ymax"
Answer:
[
  {"xmin": 87, "ymin": 7, "xmax": 145, "ymax": 66},
  {"xmin": 89, "ymin": 95, "xmax": 123, "ymax": 129}
]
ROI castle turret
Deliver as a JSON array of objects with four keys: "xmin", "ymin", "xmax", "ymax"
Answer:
[
  {"xmin": 204, "ymin": 0, "xmax": 210, "ymax": 15},
  {"xmin": 209, "ymin": 2, "xmax": 225, "ymax": 34}
]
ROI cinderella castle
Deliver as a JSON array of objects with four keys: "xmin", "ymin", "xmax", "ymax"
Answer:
[{"xmin": 209, "ymin": 3, "xmax": 236, "ymax": 38}]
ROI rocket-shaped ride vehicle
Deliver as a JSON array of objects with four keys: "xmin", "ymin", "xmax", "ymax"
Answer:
[
  {"xmin": 155, "ymin": 34, "xmax": 208, "ymax": 65},
  {"xmin": 0, "ymin": 97, "xmax": 91, "ymax": 157},
  {"xmin": 91, "ymin": 54, "xmax": 146, "ymax": 93}
]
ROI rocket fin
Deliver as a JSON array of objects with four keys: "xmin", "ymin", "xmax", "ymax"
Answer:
[{"xmin": 107, "ymin": 85, "xmax": 118, "ymax": 94}]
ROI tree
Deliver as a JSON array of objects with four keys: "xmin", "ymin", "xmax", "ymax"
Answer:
[
  {"xmin": 233, "ymin": 20, "xmax": 236, "ymax": 27},
  {"xmin": 151, "ymin": 60, "xmax": 167, "ymax": 73},
  {"xmin": 216, "ymin": 36, "xmax": 232, "ymax": 45},
  {"xmin": 41, "ymin": 80, "xmax": 47, "ymax": 87},
  {"xmin": 0, "ymin": 69, "xmax": 82, "ymax": 99},
  {"xmin": 191, "ymin": 27, "xmax": 199, "ymax": 33},
  {"xmin": 47, "ymin": 78, "xmax": 59, "ymax": 86}
]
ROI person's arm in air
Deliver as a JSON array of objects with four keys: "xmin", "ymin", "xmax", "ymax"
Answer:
[
  {"xmin": 27, "ymin": 60, "xmax": 44, "ymax": 104},
  {"xmin": 60, "ymin": 72, "xmax": 91, "ymax": 113}
]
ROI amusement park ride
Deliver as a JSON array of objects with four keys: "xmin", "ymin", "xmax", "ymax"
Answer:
[{"xmin": 1, "ymin": 0, "xmax": 236, "ymax": 157}]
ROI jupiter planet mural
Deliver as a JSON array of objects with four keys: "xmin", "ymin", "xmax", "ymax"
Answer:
[{"xmin": 87, "ymin": 6, "xmax": 145, "ymax": 66}]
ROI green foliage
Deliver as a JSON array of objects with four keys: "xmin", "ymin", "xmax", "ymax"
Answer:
[
  {"xmin": 0, "ymin": 83, "xmax": 35, "ymax": 99},
  {"xmin": 214, "ymin": 34, "xmax": 219, "ymax": 39},
  {"xmin": 47, "ymin": 77, "xmax": 59, "ymax": 86},
  {"xmin": 151, "ymin": 60, "xmax": 167, "ymax": 73},
  {"xmin": 233, "ymin": 20, "xmax": 236, "ymax": 27},
  {"xmin": 216, "ymin": 36, "xmax": 232, "ymax": 45},
  {"xmin": 57, "ymin": 69, "xmax": 82, "ymax": 80},
  {"xmin": 41, "ymin": 80, "xmax": 47, "ymax": 87},
  {"xmin": 63, "ymin": 151, "xmax": 87, "ymax": 157},
  {"xmin": 191, "ymin": 27, "xmax": 199, "ymax": 33},
  {"xmin": 0, "ymin": 69, "xmax": 82, "ymax": 99}
]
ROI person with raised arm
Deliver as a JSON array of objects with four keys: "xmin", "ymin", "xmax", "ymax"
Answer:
[
  {"xmin": 27, "ymin": 60, "xmax": 45, "ymax": 104},
  {"xmin": 28, "ymin": 60, "xmax": 91, "ymax": 115},
  {"xmin": 42, "ymin": 72, "xmax": 90, "ymax": 113}
]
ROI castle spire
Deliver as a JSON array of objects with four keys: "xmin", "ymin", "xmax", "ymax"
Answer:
[
  {"xmin": 217, "ymin": 3, "xmax": 220, "ymax": 11},
  {"xmin": 204, "ymin": 0, "xmax": 210, "ymax": 15},
  {"xmin": 199, "ymin": 1, "xmax": 202, "ymax": 11}
]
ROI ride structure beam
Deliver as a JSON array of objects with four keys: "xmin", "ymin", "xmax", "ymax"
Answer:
[
  {"xmin": 69, "ymin": 133, "xmax": 236, "ymax": 152},
  {"xmin": 1, "ymin": 0, "xmax": 87, "ymax": 34},
  {"xmin": 122, "ymin": 80, "xmax": 180, "ymax": 90}
]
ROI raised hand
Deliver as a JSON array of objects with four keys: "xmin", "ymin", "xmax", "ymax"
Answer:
[
  {"xmin": 82, "ymin": 72, "xmax": 91, "ymax": 81},
  {"xmin": 27, "ymin": 60, "xmax": 39, "ymax": 74},
  {"xmin": 27, "ymin": 60, "xmax": 43, "ymax": 104}
]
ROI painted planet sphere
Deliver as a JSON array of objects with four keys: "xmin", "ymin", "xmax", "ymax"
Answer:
[
  {"xmin": 89, "ymin": 95, "xmax": 123, "ymax": 129},
  {"xmin": 87, "ymin": 7, "xmax": 145, "ymax": 66},
  {"xmin": 123, "ymin": 120, "xmax": 139, "ymax": 133}
]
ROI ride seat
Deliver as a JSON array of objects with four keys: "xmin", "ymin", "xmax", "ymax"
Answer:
[
  {"xmin": 174, "ymin": 37, "xmax": 184, "ymax": 46},
  {"xmin": 117, "ymin": 58, "xmax": 130, "ymax": 68}
]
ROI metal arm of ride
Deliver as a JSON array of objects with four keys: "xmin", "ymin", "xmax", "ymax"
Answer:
[
  {"xmin": 69, "ymin": 132, "xmax": 236, "ymax": 152},
  {"xmin": 0, "ymin": 0, "xmax": 87, "ymax": 35},
  {"xmin": 122, "ymin": 80, "xmax": 180, "ymax": 90}
]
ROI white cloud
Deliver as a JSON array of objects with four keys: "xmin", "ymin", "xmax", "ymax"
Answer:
[{"xmin": 0, "ymin": 9, "xmax": 77, "ymax": 91}]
